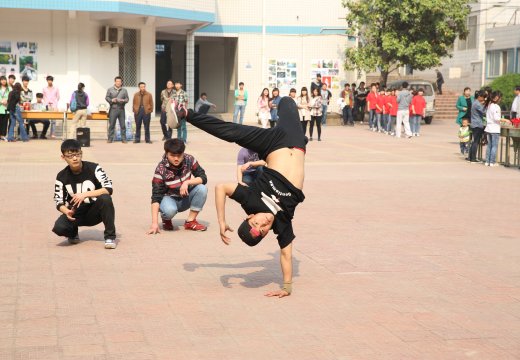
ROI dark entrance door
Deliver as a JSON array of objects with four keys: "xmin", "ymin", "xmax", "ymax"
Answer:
[{"xmin": 155, "ymin": 41, "xmax": 172, "ymax": 113}]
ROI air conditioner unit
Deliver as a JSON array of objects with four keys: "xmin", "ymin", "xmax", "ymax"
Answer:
[{"xmin": 100, "ymin": 26, "xmax": 124, "ymax": 47}]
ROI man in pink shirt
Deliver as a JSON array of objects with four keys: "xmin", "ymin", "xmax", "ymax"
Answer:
[{"xmin": 42, "ymin": 75, "xmax": 60, "ymax": 138}]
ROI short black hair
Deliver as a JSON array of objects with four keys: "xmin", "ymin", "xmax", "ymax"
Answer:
[
  {"xmin": 138, "ymin": 81, "xmax": 145, "ymax": 86},
  {"xmin": 515, "ymin": 86, "xmax": 520, "ymax": 92},
  {"xmin": 316, "ymin": 74, "xmax": 322, "ymax": 78},
  {"xmin": 239, "ymin": 82, "xmax": 244, "ymax": 86},
  {"xmin": 21, "ymin": 75, "xmax": 30, "ymax": 82},
  {"xmin": 402, "ymin": 82, "xmax": 409, "ymax": 89},
  {"xmin": 200, "ymin": 92, "xmax": 207, "ymax": 97},
  {"xmin": 114, "ymin": 76, "xmax": 122, "ymax": 81},
  {"xmin": 237, "ymin": 220, "xmax": 263, "ymax": 246},
  {"xmin": 164, "ymin": 138, "xmax": 185, "ymax": 154},
  {"xmin": 8, "ymin": 75, "xmax": 15, "ymax": 80},
  {"xmin": 77, "ymin": 83, "xmax": 85, "ymax": 91},
  {"xmin": 289, "ymin": 88, "xmax": 296, "ymax": 93},
  {"xmin": 418, "ymin": 88, "xmax": 424, "ymax": 93},
  {"xmin": 36, "ymin": 92, "xmax": 43, "ymax": 98},
  {"xmin": 61, "ymin": 139, "xmax": 81, "ymax": 154},
  {"xmin": 46, "ymin": 75, "xmax": 54, "ymax": 81}
]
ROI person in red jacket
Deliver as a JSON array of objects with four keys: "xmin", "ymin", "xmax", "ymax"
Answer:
[
  {"xmin": 381, "ymin": 88, "xmax": 390, "ymax": 133},
  {"xmin": 410, "ymin": 88, "xmax": 426, "ymax": 136},
  {"xmin": 386, "ymin": 88, "xmax": 398, "ymax": 135},
  {"xmin": 375, "ymin": 88, "xmax": 385, "ymax": 132},
  {"xmin": 366, "ymin": 84, "xmax": 378, "ymax": 131}
]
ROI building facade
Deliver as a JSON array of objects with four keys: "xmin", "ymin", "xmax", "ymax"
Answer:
[{"xmin": 0, "ymin": 0, "xmax": 354, "ymax": 120}]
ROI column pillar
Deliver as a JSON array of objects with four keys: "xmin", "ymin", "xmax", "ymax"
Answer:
[{"xmin": 186, "ymin": 31, "xmax": 195, "ymax": 107}]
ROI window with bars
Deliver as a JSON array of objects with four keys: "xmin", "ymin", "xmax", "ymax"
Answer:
[
  {"xmin": 486, "ymin": 49, "xmax": 515, "ymax": 78},
  {"xmin": 119, "ymin": 29, "xmax": 139, "ymax": 87}
]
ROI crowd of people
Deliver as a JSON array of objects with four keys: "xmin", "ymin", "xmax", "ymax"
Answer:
[{"xmin": 457, "ymin": 85, "xmax": 520, "ymax": 167}]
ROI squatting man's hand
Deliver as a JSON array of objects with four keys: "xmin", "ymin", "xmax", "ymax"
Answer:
[
  {"xmin": 219, "ymin": 222, "xmax": 233, "ymax": 245},
  {"xmin": 147, "ymin": 223, "xmax": 160, "ymax": 235},
  {"xmin": 179, "ymin": 182, "xmax": 189, "ymax": 197},
  {"xmin": 65, "ymin": 208, "xmax": 76, "ymax": 221},
  {"xmin": 70, "ymin": 193, "xmax": 88, "ymax": 208},
  {"xmin": 240, "ymin": 162, "xmax": 252, "ymax": 173}
]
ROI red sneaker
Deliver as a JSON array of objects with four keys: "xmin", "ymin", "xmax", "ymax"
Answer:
[
  {"xmin": 162, "ymin": 218, "xmax": 174, "ymax": 231},
  {"xmin": 184, "ymin": 219, "xmax": 207, "ymax": 231}
]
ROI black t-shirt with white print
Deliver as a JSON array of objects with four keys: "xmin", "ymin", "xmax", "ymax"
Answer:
[
  {"xmin": 54, "ymin": 161, "xmax": 113, "ymax": 211},
  {"xmin": 230, "ymin": 167, "xmax": 305, "ymax": 249}
]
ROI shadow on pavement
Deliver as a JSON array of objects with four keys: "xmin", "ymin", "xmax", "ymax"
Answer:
[{"xmin": 183, "ymin": 252, "xmax": 300, "ymax": 289}]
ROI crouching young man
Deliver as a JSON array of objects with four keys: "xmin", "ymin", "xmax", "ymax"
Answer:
[
  {"xmin": 52, "ymin": 139, "xmax": 117, "ymax": 249},
  {"xmin": 173, "ymin": 96, "xmax": 306, "ymax": 298},
  {"xmin": 148, "ymin": 138, "xmax": 208, "ymax": 234}
]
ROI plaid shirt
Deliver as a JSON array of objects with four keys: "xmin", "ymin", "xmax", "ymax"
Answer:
[{"xmin": 172, "ymin": 89, "xmax": 188, "ymax": 106}]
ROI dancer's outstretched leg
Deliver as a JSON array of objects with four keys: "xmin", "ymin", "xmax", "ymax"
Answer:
[{"xmin": 185, "ymin": 97, "xmax": 306, "ymax": 159}]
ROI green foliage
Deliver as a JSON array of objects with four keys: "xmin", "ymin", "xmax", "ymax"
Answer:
[
  {"xmin": 343, "ymin": 0, "xmax": 470, "ymax": 83},
  {"xmin": 487, "ymin": 73, "xmax": 520, "ymax": 111}
]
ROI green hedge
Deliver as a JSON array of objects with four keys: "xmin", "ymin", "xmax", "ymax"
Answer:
[{"xmin": 487, "ymin": 74, "xmax": 520, "ymax": 111}]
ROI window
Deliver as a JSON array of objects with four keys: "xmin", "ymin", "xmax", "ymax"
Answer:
[
  {"xmin": 486, "ymin": 49, "xmax": 515, "ymax": 78},
  {"xmin": 457, "ymin": 15, "xmax": 478, "ymax": 51},
  {"xmin": 119, "ymin": 29, "xmax": 139, "ymax": 87}
]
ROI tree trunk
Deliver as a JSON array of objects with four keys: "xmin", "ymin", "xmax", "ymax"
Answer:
[{"xmin": 379, "ymin": 70, "xmax": 389, "ymax": 87}]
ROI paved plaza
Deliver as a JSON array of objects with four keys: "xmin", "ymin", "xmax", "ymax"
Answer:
[{"xmin": 1, "ymin": 119, "xmax": 519, "ymax": 360}]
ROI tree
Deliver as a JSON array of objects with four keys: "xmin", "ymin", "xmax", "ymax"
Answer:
[{"xmin": 343, "ymin": 0, "xmax": 470, "ymax": 85}]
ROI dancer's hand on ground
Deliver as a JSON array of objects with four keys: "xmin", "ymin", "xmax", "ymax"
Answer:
[
  {"xmin": 179, "ymin": 183, "xmax": 189, "ymax": 197},
  {"xmin": 219, "ymin": 222, "xmax": 233, "ymax": 245},
  {"xmin": 71, "ymin": 193, "xmax": 87, "ymax": 207},
  {"xmin": 147, "ymin": 223, "xmax": 160, "ymax": 235},
  {"xmin": 265, "ymin": 289, "xmax": 290, "ymax": 298}
]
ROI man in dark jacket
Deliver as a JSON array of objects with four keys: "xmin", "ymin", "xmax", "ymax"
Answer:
[{"xmin": 148, "ymin": 139, "xmax": 208, "ymax": 234}]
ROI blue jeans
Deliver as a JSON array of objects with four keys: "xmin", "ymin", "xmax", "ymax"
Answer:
[
  {"xmin": 368, "ymin": 109, "xmax": 376, "ymax": 128},
  {"xmin": 410, "ymin": 115, "xmax": 422, "ymax": 134},
  {"xmin": 321, "ymin": 105, "xmax": 328, "ymax": 125},
  {"xmin": 8, "ymin": 106, "xmax": 28, "ymax": 141},
  {"xmin": 242, "ymin": 167, "xmax": 263, "ymax": 186},
  {"xmin": 460, "ymin": 142, "xmax": 469, "ymax": 155},
  {"xmin": 342, "ymin": 106, "xmax": 353, "ymax": 125},
  {"xmin": 485, "ymin": 133, "xmax": 500, "ymax": 164},
  {"xmin": 233, "ymin": 105, "xmax": 246, "ymax": 124},
  {"xmin": 387, "ymin": 115, "xmax": 395, "ymax": 133},
  {"xmin": 375, "ymin": 113, "xmax": 382, "ymax": 130},
  {"xmin": 160, "ymin": 184, "xmax": 208, "ymax": 220},
  {"xmin": 177, "ymin": 119, "xmax": 187, "ymax": 143}
]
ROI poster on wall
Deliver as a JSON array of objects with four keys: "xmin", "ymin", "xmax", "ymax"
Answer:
[
  {"xmin": 268, "ymin": 59, "xmax": 297, "ymax": 95},
  {"xmin": 0, "ymin": 41, "xmax": 38, "ymax": 80},
  {"xmin": 310, "ymin": 59, "xmax": 341, "ymax": 90}
]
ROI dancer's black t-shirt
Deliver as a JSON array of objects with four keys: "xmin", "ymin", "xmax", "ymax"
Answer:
[
  {"xmin": 230, "ymin": 167, "xmax": 305, "ymax": 249},
  {"xmin": 54, "ymin": 161, "xmax": 113, "ymax": 211}
]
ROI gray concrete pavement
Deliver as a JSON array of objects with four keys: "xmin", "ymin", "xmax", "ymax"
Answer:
[{"xmin": 0, "ymin": 120, "xmax": 519, "ymax": 359}]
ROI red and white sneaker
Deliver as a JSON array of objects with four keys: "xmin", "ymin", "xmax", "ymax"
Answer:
[
  {"xmin": 162, "ymin": 218, "xmax": 174, "ymax": 231},
  {"xmin": 184, "ymin": 219, "xmax": 207, "ymax": 231}
]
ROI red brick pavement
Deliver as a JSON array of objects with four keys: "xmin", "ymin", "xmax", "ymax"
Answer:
[{"xmin": 0, "ymin": 120, "xmax": 519, "ymax": 359}]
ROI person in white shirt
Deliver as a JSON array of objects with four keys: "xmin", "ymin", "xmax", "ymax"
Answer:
[
  {"xmin": 484, "ymin": 91, "xmax": 503, "ymax": 167},
  {"xmin": 511, "ymin": 86, "xmax": 520, "ymax": 119},
  {"xmin": 194, "ymin": 92, "xmax": 216, "ymax": 114}
]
